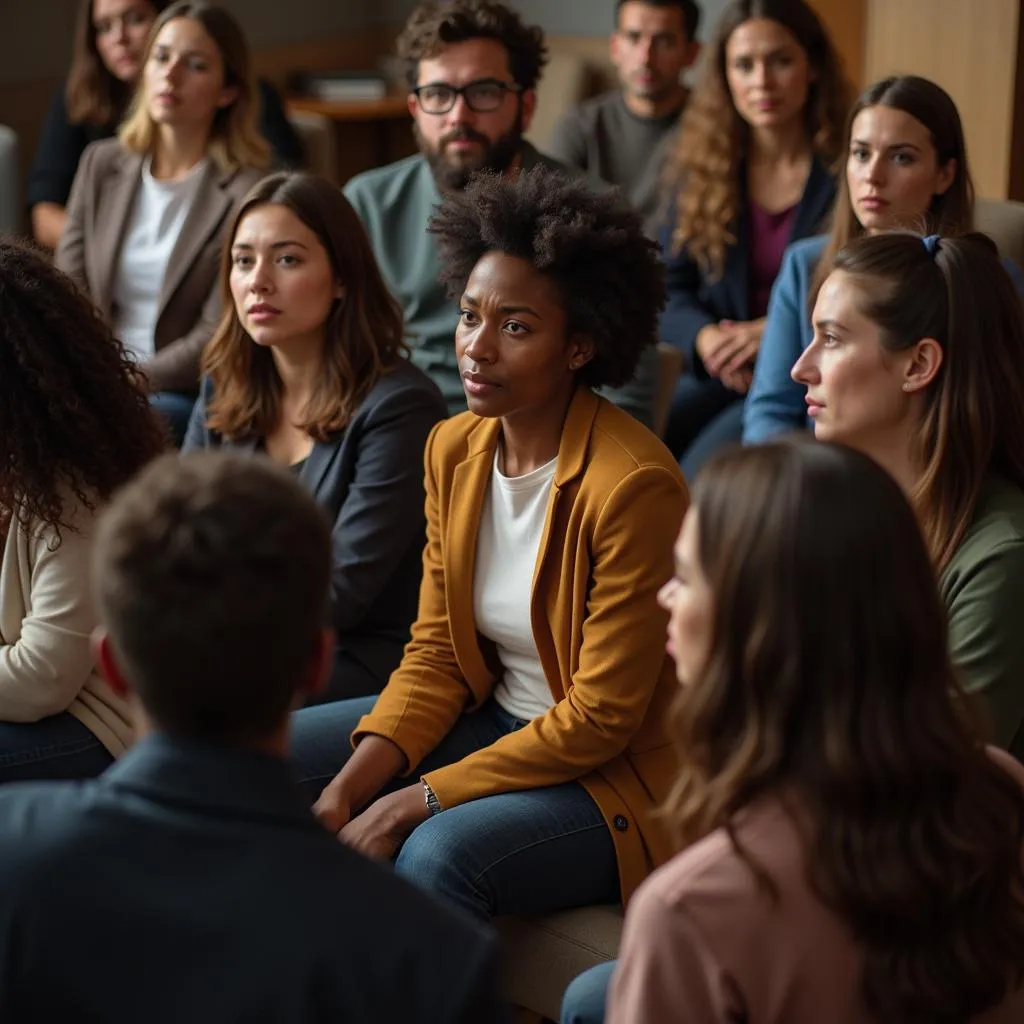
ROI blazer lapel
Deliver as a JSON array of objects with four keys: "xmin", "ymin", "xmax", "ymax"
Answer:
[
  {"xmin": 447, "ymin": 417, "xmax": 501, "ymax": 686},
  {"xmin": 298, "ymin": 438, "xmax": 342, "ymax": 513},
  {"xmin": 789, "ymin": 156, "xmax": 837, "ymax": 242},
  {"xmin": 158, "ymin": 162, "xmax": 233, "ymax": 317},
  {"xmin": 93, "ymin": 150, "xmax": 144, "ymax": 316}
]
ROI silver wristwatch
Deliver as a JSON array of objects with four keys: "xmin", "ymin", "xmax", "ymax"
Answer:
[{"xmin": 422, "ymin": 780, "xmax": 442, "ymax": 815}]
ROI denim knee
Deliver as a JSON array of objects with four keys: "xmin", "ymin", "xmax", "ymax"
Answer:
[
  {"xmin": 560, "ymin": 960, "xmax": 616, "ymax": 1024},
  {"xmin": 395, "ymin": 817, "xmax": 488, "ymax": 920}
]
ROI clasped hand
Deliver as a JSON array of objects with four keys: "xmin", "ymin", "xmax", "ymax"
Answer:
[
  {"xmin": 314, "ymin": 780, "xmax": 430, "ymax": 862},
  {"xmin": 696, "ymin": 317, "xmax": 766, "ymax": 394}
]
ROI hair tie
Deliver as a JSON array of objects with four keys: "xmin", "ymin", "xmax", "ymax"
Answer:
[{"xmin": 922, "ymin": 234, "xmax": 942, "ymax": 257}]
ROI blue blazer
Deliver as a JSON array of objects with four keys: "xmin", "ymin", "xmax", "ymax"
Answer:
[
  {"xmin": 743, "ymin": 236, "xmax": 1024, "ymax": 443},
  {"xmin": 0, "ymin": 734, "xmax": 504, "ymax": 1023},
  {"xmin": 658, "ymin": 156, "xmax": 837, "ymax": 375},
  {"xmin": 183, "ymin": 358, "xmax": 447, "ymax": 693}
]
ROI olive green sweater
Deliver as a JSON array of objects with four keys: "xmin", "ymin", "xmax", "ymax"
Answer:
[{"xmin": 941, "ymin": 476, "xmax": 1024, "ymax": 759}]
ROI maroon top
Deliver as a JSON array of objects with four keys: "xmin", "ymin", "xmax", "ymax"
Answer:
[{"xmin": 747, "ymin": 200, "xmax": 798, "ymax": 319}]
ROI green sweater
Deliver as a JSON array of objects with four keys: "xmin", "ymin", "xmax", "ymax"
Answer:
[
  {"xmin": 941, "ymin": 476, "xmax": 1024, "ymax": 759},
  {"xmin": 344, "ymin": 144, "xmax": 657, "ymax": 424}
]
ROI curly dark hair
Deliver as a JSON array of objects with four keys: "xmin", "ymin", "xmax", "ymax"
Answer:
[
  {"xmin": 0, "ymin": 239, "xmax": 168, "ymax": 535},
  {"xmin": 396, "ymin": 0, "xmax": 548, "ymax": 90},
  {"xmin": 428, "ymin": 166, "xmax": 666, "ymax": 390}
]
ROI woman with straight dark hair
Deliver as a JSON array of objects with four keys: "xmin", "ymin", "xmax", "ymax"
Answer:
[
  {"xmin": 29, "ymin": 0, "xmax": 301, "ymax": 250},
  {"xmin": 657, "ymin": 0, "xmax": 851, "ymax": 477},
  {"xmin": 0, "ymin": 239, "xmax": 166, "ymax": 781},
  {"xmin": 183, "ymin": 171, "xmax": 446, "ymax": 701},
  {"xmin": 791, "ymin": 231, "xmax": 1024, "ymax": 757},
  {"xmin": 606, "ymin": 439, "xmax": 1024, "ymax": 1022},
  {"xmin": 744, "ymin": 75, "xmax": 1023, "ymax": 442}
]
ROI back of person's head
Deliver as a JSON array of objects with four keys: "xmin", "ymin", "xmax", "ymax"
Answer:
[
  {"xmin": 665, "ymin": 0, "xmax": 851, "ymax": 274},
  {"xmin": 93, "ymin": 451, "xmax": 331, "ymax": 744},
  {"xmin": 203, "ymin": 171, "xmax": 406, "ymax": 441},
  {"xmin": 119, "ymin": 1, "xmax": 269, "ymax": 172},
  {"xmin": 665, "ymin": 438, "xmax": 1024, "ymax": 1023},
  {"xmin": 831, "ymin": 231, "xmax": 1024, "ymax": 569},
  {"xmin": 397, "ymin": 0, "xmax": 548, "ymax": 91},
  {"xmin": 428, "ymin": 164, "xmax": 666, "ymax": 391},
  {"xmin": 67, "ymin": 0, "xmax": 174, "ymax": 125},
  {"xmin": 0, "ymin": 238, "xmax": 166, "ymax": 532},
  {"xmin": 814, "ymin": 75, "xmax": 974, "ymax": 295},
  {"xmin": 614, "ymin": 0, "xmax": 701, "ymax": 42}
]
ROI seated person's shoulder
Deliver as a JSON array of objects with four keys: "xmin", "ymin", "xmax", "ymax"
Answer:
[
  {"xmin": 591, "ymin": 395, "xmax": 685, "ymax": 481},
  {"xmin": 344, "ymin": 154, "xmax": 427, "ymax": 212},
  {"xmin": 78, "ymin": 137, "xmax": 126, "ymax": 175},
  {"xmin": 957, "ymin": 477, "xmax": 1024, "ymax": 558},
  {"xmin": 360, "ymin": 358, "xmax": 446, "ymax": 413},
  {"xmin": 784, "ymin": 234, "xmax": 828, "ymax": 273}
]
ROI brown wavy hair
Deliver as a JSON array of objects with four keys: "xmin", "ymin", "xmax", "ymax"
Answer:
[
  {"xmin": 665, "ymin": 438, "xmax": 1024, "ymax": 1023},
  {"xmin": 809, "ymin": 75, "xmax": 975, "ymax": 301},
  {"xmin": 0, "ymin": 239, "xmax": 167, "ymax": 535},
  {"xmin": 830, "ymin": 231, "xmax": 1024, "ymax": 573},
  {"xmin": 397, "ymin": 0, "xmax": 548, "ymax": 90},
  {"xmin": 66, "ymin": 0, "xmax": 172, "ymax": 127},
  {"xmin": 119, "ymin": 1, "xmax": 269, "ymax": 174},
  {"xmin": 664, "ymin": 0, "xmax": 850, "ymax": 277},
  {"xmin": 202, "ymin": 172, "xmax": 407, "ymax": 441}
]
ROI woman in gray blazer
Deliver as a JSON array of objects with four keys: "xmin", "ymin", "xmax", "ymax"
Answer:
[
  {"xmin": 184, "ymin": 172, "xmax": 446, "ymax": 701},
  {"xmin": 55, "ymin": 2, "xmax": 269, "ymax": 445}
]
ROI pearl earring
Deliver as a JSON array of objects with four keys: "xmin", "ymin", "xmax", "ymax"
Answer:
[{"xmin": 902, "ymin": 382, "xmax": 910, "ymax": 392}]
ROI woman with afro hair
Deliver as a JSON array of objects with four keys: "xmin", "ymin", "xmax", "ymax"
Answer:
[
  {"xmin": 291, "ymin": 165, "xmax": 689, "ymax": 927},
  {"xmin": 0, "ymin": 240, "xmax": 166, "ymax": 781}
]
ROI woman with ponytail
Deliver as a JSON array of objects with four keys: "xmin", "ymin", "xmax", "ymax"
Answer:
[{"xmin": 791, "ymin": 231, "xmax": 1024, "ymax": 756}]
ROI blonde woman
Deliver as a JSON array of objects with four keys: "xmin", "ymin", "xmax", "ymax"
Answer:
[{"xmin": 56, "ymin": 0, "xmax": 268, "ymax": 443}]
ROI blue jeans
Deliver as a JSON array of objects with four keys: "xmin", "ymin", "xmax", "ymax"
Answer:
[
  {"xmin": 560, "ymin": 961, "xmax": 615, "ymax": 1024},
  {"xmin": 290, "ymin": 696, "xmax": 619, "ymax": 921},
  {"xmin": 149, "ymin": 391, "xmax": 196, "ymax": 448},
  {"xmin": 0, "ymin": 712, "xmax": 113, "ymax": 784},
  {"xmin": 665, "ymin": 373, "xmax": 745, "ymax": 481}
]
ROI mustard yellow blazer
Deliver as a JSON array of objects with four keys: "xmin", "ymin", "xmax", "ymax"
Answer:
[{"xmin": 355, "ymin": 387, "xmax": 688, "ymax": 903}]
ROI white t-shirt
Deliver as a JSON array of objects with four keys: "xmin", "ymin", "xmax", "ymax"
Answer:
[
  {"xmin": 111, "ymin": 157, "xmax": 208, "ymax": 363},
  {"xmin": 474, "ymin": 449, "xmax": 558, "ymax": 722}
]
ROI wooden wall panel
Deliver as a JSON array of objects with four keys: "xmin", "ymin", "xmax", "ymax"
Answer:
[
  {"xmin": 808, "ymin": 0, "xmax": 867, "ymax": 88},
  {"xmin": 864, "ymin": 0, "xmax": 1021, "ymax": 199}
]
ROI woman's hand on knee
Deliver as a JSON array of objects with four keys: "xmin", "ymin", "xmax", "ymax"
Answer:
[
  {"xmin": 339, "ymin": 784, "xmax": 431, "ymax": 861},
  {"xmin": 313, "ymin": 777, "xmax": 353, "ymax": 834}
]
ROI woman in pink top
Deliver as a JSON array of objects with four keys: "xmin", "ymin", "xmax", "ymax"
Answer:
[{"xmin": 607, "ymin": 439, "xmax": 1024, "ymax": 1024}]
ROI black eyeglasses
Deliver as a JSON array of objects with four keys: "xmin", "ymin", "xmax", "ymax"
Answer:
[{"xmin": 412, "ymin": 78, "xmax": 522, "ymax": 114}]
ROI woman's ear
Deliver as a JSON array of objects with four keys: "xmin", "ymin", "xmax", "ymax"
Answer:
[
  {"xmin": 903, "ymin": 337, "xmax": 944, "ymax": 393},
  {"xmin": 567, "ymin": 334, "xmax": 595, "ymax": 372}
]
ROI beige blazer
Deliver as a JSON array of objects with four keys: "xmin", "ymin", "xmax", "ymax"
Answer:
[
  {"xmin": 0, "ymin": 501, "xmax": 133, "ymax": 756},
  {"xmin": 55, "ymin": 139, "xmax": 265, "ymax": 393},
  {"xmin": 608, "ymin": 748, "xmax": 1024, "ymax": 1023}
]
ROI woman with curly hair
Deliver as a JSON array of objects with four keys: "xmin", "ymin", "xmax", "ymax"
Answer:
[
  {"xmin": 658, "ymin": 0, "xmax": 851, "ymax": 478},
  {"xmin": 290, "ymin": 165, "xmax": 688, "ymax": 927},
  {"xmin": 183, "ymin": 172, "xmax": 447, "ymax": 701},
  {"xmin": 0, "ymin": 240, "xmax": 166, "ymax": 782},
  {"xmin": 605, "ymin": 439, "xmax": 1024, "ymax": 1022}
]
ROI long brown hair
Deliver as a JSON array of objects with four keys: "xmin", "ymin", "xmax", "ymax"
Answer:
[
  {"xmin": 665, "ymin": 439, "xmax": 1024, "ymax": 1023},
  {"xmin": 119, "ymin": 1, "xmax": 269, "ymax": 173},
  {"xmin": 832, "ymin": 231, "xmax": 1024, "ymax": 571},
  {"xmin": 663, "ymin": 0, "xmax": 850, "ymax": 277},
  {"xmin": 66, "ymin": 0, "xmax": 172, "ymax": 126},
  {"xmin": 0, "ymin": 240, "xmax": 167, "ymax": 534},
  {"xmin": 202, "ymin": 172, "xmax": 407, "ymax": 441},
  {"xmin": 809, "ymin": 75, "xmax": 975, "ymax": 299}
]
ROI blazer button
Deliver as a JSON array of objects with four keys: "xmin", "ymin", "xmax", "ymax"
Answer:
[{"xmin": 613, "ymin": 815, "xmax": 629, "ymax": 832}]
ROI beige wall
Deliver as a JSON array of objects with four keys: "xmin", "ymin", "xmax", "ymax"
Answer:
[{"xmin": 864, "ymin": 0, "xmax": 1021, "ymax": 199}]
